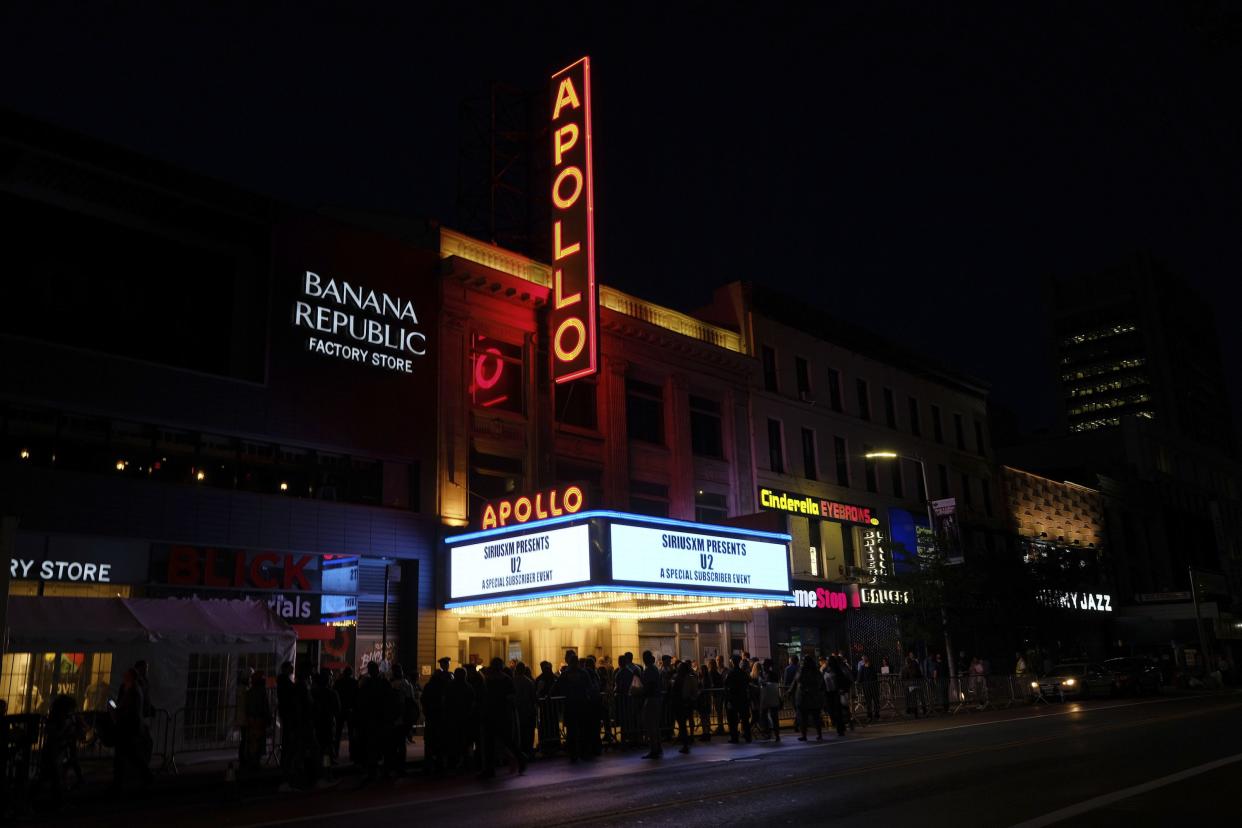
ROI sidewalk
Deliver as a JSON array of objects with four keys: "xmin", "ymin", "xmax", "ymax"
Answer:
[{"xmin": 16, "ymin": 691, "xmax": 1239, "ymax": 821}]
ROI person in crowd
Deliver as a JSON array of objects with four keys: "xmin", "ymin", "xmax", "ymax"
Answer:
[
  {"xmin": 747, "ymin": 660, "xmax": 766, "ymax": 737},
  {"xmin": 333, "ymin": 666, "xmax": 358, "ymax": 762},
  {"xmin": 514, "ymin": 662, "xmax": 537, "ymax": 761},
  {"xmin": 901, "ymin": 652, "xmax": 925, "ymax": 718},
  {"xmin": 290, "ymin": 671, "xmax": 321, "ymax": 787},
  {"xmin": 391, "ymin": 663, "xmax": 420, "ymax": 746},
  {"xmin": 241, "ymin": 670, "xmax": 271, "ymax": 770},
  {"xmin": 275, "ymin": 661, "xmax": 299, "ymax": 781},
  {"xmin": 880, "ymin": 656, "xmax": 892, "ymax": 676},
  {"xmin": 582, "ymin": 655, "xmax": 603, "ymax": 757},
  {"xmin": 534, "ymin": 660, "xmax": 560, "ymax": 756},
  {"xmin": 478, "ymin": 657, "xmax": 526, "ymax": 779},
  {"xmin": 133, "ymin": 660, "xmax": 154, "ymax": 719},
  {"xmin": 639, "ymin": 650, "xmax": 664, "ymax": 759},
  {"xmin": 671, "ymin": 660, "xmax": 698, "ymax": 754},
  {"xmin": 758, "ymin": 660, "xmax": 782, "ymax": 743},
  {"xmin": 310, "ymin": 668, "xmax": 340, "ymax": 770},
  {"xmin": 422, "ymin": 657, "xmax": 452, "ymax": 772},
  {"xmin": 931, "ymin": 653, "xmax": 951, "ymax": 712},
  {"xmin": 970, "ymin": 656, "xmax": 987, "ymax": 707},
  {"xmin": 1015, "ymin": 652, "xmax": 1029, "ymax": 677},
  {"xmin": 706, "ymin": 658, "xmax": 726, "ymax": 735},
  {"xmin": 794, "ymin": 655, "xmax": 825, "ymax": 742},
  {"xmin": 356, "ymin": 661, "xmax": 391, "ymax": 779},
  {"xmin": 446, "ymin": 667, "xmax": 476, "ymax": 771},
  {"xmin": 613, "ymin": 653, "xmax": 636, "ymax": 746},
  {"xmin": 724, "ymin": 654, "xmax": 753, "ymax": 744},
  {"xmin": 825, "ymin": 655, "xmax": 853, "ymax": 737},
  {"xmin": 695, "ymin": 662, "xmax": 714, "ymax": 742},
  {"xmin": 463, "ymin": 663, "xmax": 485, "ymax": 768},
  {"xmin": 34, "ymin": 694, "xmax": 83, "ymax": 807},
  {"xmin": 858, "ymin": 655, "xmax": 880, "ymax": 723},
  {"xmin": 113, "ymin": 668, "xmax": 153, "ymax": 791},
  {"xmin": 554, "ymin": 650, "xmax": 591, "ymax": 762}
]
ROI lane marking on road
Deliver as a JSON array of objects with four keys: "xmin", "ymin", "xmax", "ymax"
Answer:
[
  {"xmin": 1011, "ymin": 751, "xmax": 1242, "ymax": 827},
  {"xmin": 228, "ymin": 696, "xmax": 1240, "ymax": 828}
]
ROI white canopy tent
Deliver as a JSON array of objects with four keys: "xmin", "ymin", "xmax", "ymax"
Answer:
[{"xmin": 4, "ymin": 596, "xmax": 296, "ymax": 715}]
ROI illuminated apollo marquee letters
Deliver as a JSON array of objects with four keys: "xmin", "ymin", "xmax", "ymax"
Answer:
[
  {"xmin": 480, "ymin": 486, "xmax": 585, "ymax": 530},
  {"xmin": 548, "ymin": 57, "xmax": 598, "ymax": 384}
]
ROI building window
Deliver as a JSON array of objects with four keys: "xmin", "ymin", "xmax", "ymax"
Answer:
[
  {"xmin": 938, "ymin": 464, "xmax": 950, "ymax": 498},
  {"xmin": 863, "ymin": 444, "xmax": 878, "ymax": 493},
  {"xmin": 630, "ymin": 480, "xmax": 669, "ymax": 517},
  {"xmin": 626, "ymin": 379, "xmax": 664, "ymax": 445},
  {"xmin": 555, "ymin": 377, "xmax": 597, "ymax": 430},
  {"xmin": 795, "ymin": 357, "xmax": 812, "ymax": 400},
  {"xmin": 914, "ymin": 461, "xmax": 927, "ymax": 502},
  {"xmin": 471, "ymin": 334, "xmax": 524, "ymax": 414},
  {"xmin": 931, "ymin": 405, "xmax": 944, "ymax": 443},
  {"xmin": 761, "ymin": 345, "xmax": 778, "ymax": 392},
  {"xmin": 469, "ymin": 448, "xmax": 524, "ymax": 519},
  {"xmin": 974, "ymin": 419, "xmax": 987, "ymax": 456},
  {"xmin": 827, "ymin": 369, "xmax": 843, "ymax": 412},
  {"xmin": 856, "ymin": 379, "xmax": 871, "ymax": 421},
  {"xmin": 834, "ymin": 436, "xmax": 850, "ymax": 487},
  {"xmin": 954, "ymin": 413, "xmax": 966, "ymax": 450},
  {"xmin": 884, "ymin": 388, "xmax": 897, "ymax": 429},
  {"xmin": 767, "ymin": 418, "xmax": 785, "ymax": 473},
  {"xmin": 908, "ymin": 397, "xmax": 921, "ymax": 436},
  {"xmin": 961, "ymin": 472, "xmax": 973, "ymax": 505},
  {"xmin": 891, "ymin": 460, "xmax": 904, "ymax": 498},
  {"xmin": 689, "ymin": 395, "xmax": 724, "ymax": 459},
  {"xmin": 801, "ymin": 428, "xmax": 817, "ymax": 481},
  {"xmin": 695, "ymin": 490, "xmax": 728, "ymax": 523}
]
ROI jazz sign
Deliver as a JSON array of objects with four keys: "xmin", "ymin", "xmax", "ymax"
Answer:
[{"xmin": 549, "ymin": 57, "xmax": 598, "ymax": 384}]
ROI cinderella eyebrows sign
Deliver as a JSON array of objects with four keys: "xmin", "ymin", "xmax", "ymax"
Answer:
[{"xmin": 548, "ymin": 56, "xmax": 598, "ymax": 384}]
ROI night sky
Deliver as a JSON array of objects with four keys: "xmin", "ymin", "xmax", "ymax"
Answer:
[{"xmin": 3, "ymin": 2, "xmax": 1238, "ymax": 435}]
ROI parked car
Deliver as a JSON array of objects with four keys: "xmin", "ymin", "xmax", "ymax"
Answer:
[
  {"xmin": 1030, "ymin": 663, "xmax": 1115, "ymax": 701},
  {"xmin": 1102, "ymin": 657, "xmax": 1163, "ymax": 695}
]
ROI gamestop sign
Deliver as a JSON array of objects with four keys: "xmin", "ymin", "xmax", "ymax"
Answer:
[
  {"xmin": 449, "ymin": 523, "xmax": 592, "ymax": 601},
  {"xmin": 610, "ymin": 523, "xmax": 790, "ymax": 594},
  {"xmin": 548, "ymin": 56, "xmax": 598, "ymax": 384}
]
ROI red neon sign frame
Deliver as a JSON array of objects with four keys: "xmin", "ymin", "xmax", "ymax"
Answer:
[{"xmin": 549, "ymin": 56, "xmax": 598, "ymax": 384}]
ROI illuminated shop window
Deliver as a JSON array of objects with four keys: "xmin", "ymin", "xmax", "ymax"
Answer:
[
  {"xmin": 689, "ymin": 396, "xmax": 724, "ymax": 459},
  {"xmin": 471, "ymin": 334, "xmax": 524, "ymax": 414}
]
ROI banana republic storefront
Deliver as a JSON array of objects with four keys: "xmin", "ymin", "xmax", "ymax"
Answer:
[{"xmin": 439, "ymin": 511, "xmax": 792, "ymax": 669}]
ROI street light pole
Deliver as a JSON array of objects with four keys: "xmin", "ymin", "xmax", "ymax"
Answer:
[{"xmin": 866, "ymin": 451, "xmax": 957, "ymax": 680}]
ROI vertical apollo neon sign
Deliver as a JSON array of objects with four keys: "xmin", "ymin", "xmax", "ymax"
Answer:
[{"xmin": 549, "ymin": 57, "xmax": 598, "ymax": 384}]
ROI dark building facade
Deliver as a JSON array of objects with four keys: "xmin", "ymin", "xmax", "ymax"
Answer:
[{"xmin": 0, "ymin": 113, "xmax": 442, "ymax": 713}]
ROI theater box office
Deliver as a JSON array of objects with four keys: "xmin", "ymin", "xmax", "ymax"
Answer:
[{"xmin": 440, "ymin": 511, "xmax": 792, "ymax": 668}]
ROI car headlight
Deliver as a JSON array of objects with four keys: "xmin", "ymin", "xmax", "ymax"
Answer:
[
  {"xmin": 1030, "ymin": 681, "xmax": 1040, "ymax": 689},
  {"xmin": 1061, "ymin": 678, "xmax": 1077, "ymax": 687}
]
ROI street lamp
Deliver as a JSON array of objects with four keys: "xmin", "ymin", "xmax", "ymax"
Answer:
[{"xmin": 864, "ymin": 450, "xmax": 956, "ymax": 680}]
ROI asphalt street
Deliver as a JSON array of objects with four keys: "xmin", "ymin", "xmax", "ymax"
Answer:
[{"xmin": 43, "ymin": 693, "xmax": 1242, "ymax": 827}]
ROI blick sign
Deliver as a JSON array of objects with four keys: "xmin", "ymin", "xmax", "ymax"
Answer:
[{"xmin": 549, "ymin": 56, "xmax": 598, "ymax": 384}]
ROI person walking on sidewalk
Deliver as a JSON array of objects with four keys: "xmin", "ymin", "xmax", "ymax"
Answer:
[
  {"xmin": 758, "ymin": 660, "xmax": 783, "ymax": 743},
  {"xmin": 639, "ymin": 650, "xmax": 664, "ymax": 759},
  {"xmin": 333, "ymin": 667, "xmax": 358, "ymax": 762},
  {"xmin": 902, "ymin": 653, "xmax": 925, "ymax": 718},
  {"xmin": 858, "ymin": 655, "xmax": 880, "ymax": 723},
  {"xmin": 794, "ymin": 655, "xmax": 825, "ymax": 742},
  {"xmin": 825, "ymin": 656, "xmax": 853, "ymax": 737},
  {"xmin": 479, "ymin": 658, "xmax": 526, "ymax": 779}
]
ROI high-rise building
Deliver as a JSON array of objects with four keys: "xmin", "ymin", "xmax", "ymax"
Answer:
[{"xmin": 1052, "ymin": 255, "xmax": 1233, "ymax": 453}]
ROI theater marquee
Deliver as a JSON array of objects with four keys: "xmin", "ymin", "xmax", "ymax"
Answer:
[{"xmin": 548, "ymin": 56, "xmax": 598, "ymax": 384}]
